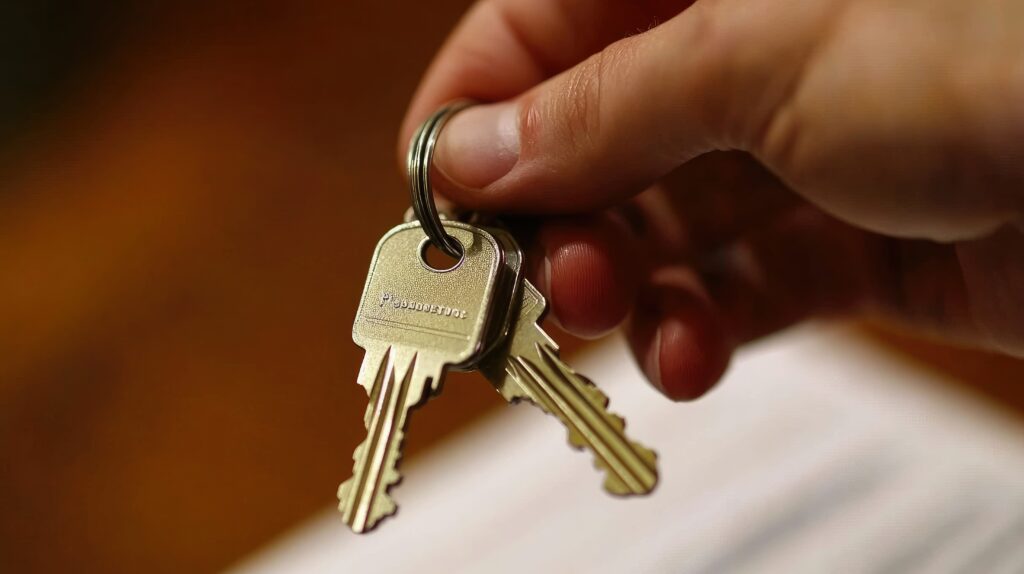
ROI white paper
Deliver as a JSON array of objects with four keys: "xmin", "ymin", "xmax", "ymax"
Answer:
[{"xmin": 228, "ymin": 324, "xmax": 1024, "ymax": 574}]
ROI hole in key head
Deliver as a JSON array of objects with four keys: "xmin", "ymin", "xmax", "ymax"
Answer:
[{"xmin": 419, "ymin": 238, "xmax": 464, "ymax": 272}]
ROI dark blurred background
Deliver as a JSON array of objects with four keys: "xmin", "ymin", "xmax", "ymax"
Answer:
[{"xmin": 1, "ymin": 2, "xmax": 1022, "ymax": 573}]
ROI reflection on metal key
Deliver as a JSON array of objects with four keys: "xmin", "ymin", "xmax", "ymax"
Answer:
[
  {"xmin": 481, "ymin": 280, "xmax": 659, "ymax": 495},
  {"xmin": 338, "ymin": 221, "xmax": 506, "ymax": 533}
]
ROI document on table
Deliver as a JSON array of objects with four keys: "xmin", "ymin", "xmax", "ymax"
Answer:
[{"xmin": 230, "ymin": 324, "xmax": 1024, "ymax": 574}]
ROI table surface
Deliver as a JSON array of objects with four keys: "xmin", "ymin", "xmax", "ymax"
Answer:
[{"xmin": 231, "ymin": 325, "xmax": 1024, "ymax": 574}]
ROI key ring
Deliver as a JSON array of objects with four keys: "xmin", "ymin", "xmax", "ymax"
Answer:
[{"xmin": 407, "ymin": 100, "xmax": 475, "ymax": 259}]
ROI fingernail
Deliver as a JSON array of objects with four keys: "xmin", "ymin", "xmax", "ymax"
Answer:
[
  {"xmin": 435, "ymin": 102, "xmax": 520, "ymax": 189},
  {"xmin": 542, "ymin": 255, "xmax": 553, "ymax": 297},
  {"xmin": 541, "ymin": 255, "xmax": 565, "ymax": 328},
  {"xmin": 645, "ymin": 326, "xmax": 665, "ymax": 394}
]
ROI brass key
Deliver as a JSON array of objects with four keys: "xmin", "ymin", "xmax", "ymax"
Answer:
[
  {"xmin": 338, "ymin": 220, "xmax": 511, "ymax": 533},
  {"xmin": 338, "ymin": 100, "xmax": 655, "ymax": 536},
  {"xmin": 480, "ymin": 280, "xmax": 659, "ymax": 495}
]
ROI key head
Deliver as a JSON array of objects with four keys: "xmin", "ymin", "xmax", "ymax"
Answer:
[{"xmin": 353, "ymin": 221, "xmax": 504, "ymax": 368}]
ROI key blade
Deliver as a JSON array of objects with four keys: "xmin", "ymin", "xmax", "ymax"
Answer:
[
  {"xmin": 338, "ymin": 346, "xmax": 438, "ymax": 533},
  {"xmin": 481, "ymin": 279, "xmax": 658, "ymax": 495},
  {"xmin": 508, "ymin": 340, "xmax": 658, "ymax": 495}
]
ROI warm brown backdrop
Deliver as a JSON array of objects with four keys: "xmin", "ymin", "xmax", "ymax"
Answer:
[
  {"xmin": 1, "ymin": 3, "xmax": 1021, "ymax": 574},
  {"xmin": 0, "ymin": 2, "xmax": 492, "ymax": 572}
]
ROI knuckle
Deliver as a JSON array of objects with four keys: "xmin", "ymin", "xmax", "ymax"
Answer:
[
  {"xmin": 549, "ymin": 39, "xmax": 638, "ymax": 154},
  {"xmin": 518, "ymin": 93, "xmax": 545, "ymax": 152},
  {"xmin": 559, "ymin": 51, "xmax": 607, "ymax": 151}
]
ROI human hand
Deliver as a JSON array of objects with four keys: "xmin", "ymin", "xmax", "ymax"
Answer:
[{"xmin": 400, "ymin": 0, "xmax": 1024, "ymax": 400}]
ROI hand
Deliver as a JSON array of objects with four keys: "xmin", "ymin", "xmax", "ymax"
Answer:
[{"xmin": 400, "ymin": 0, "xmax": 1024, "ymax": 400}]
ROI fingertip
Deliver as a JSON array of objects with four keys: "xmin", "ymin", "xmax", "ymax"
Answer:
[
  {"xmin": 658, "ymin": 313, "xmax": 731, "ymax": 401},
  {"xmin": 533, "ymin": 215, "xmax": 637, "ymax": 339},
  {"xmin": 628, "ymin": 275, "xmax": 732, "ymax": 401}
]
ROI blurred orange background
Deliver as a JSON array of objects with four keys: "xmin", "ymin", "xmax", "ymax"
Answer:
[{"xmin": 1, "ymin": 2, "xmax": 1022, "ymax": 573}]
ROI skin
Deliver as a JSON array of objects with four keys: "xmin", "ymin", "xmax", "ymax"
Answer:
[{"xmin": 399, "ymin": 0, "xmax": 1024, "ymax": 401}]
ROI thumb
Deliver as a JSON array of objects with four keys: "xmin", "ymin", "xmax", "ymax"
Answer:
[{"xmin": 432, "ymin": 1, "xmax": 823, "ymax": 212}]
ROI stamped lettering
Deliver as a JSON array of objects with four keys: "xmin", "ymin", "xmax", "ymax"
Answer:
[{"xmin": 379, "ymin": 292, "xmax": 468, "ymax": 319}]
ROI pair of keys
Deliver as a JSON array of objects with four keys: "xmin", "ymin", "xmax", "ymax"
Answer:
[{"xmin": 337, "ymin": 103, "xmax": 659, "ymax": 534}]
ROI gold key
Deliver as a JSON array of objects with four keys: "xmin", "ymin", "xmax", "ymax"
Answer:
[
  {"xmin": 338, "ymin": 220, "xmax": 512, "ymax": 533},
  {"xmin": 480, "ymin": 280, "xmax": 659, "ymax": 495}
]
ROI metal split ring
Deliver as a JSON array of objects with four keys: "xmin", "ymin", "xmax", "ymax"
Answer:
[{"xmin": 407, "ymin": 100, "xmax": 474, "ymax": 259}]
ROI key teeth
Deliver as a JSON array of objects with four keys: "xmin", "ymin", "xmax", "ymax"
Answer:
[
  {"xmin": 337, "ymin": 435, "xmax": 408, "ymax": 533},
  {"xmin": 383, "ymin": 446, "xmax": 404, "ymax": 488},
  {"xmin": 533, "ymin": 343, "xmax": 659, "ymax": 496},
  {"xmin": 337, "ymin": 346, "xmax": 435, "ymax": 534},
  {"xmin": 489, "ymin": 323, "xmax": 661, "ymax": 497},
  {"xmin": 346, "ymin": 436, "xmax": 406, "ymax": 485},
  {"xmin": 337, "ymin": 479, "xmax": 398, "ymax": 534},
  {"xmin": 567, "ymin": 418, "xmax": 659, "ymax": 496},
  {"xmin": 601, "ymin": 445, "xmax": 658, "ymax": 495},
  {"xmin": 350, "ymin": 440, "xmax": 367, "ymax": 465}
]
